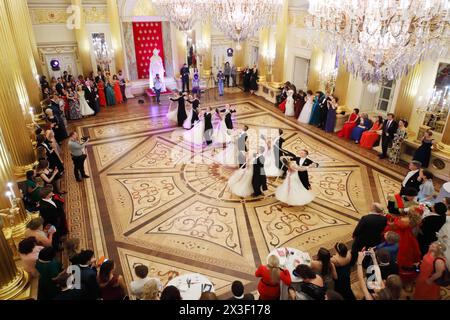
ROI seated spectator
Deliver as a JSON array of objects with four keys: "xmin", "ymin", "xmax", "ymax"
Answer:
[
  {"xmin": 74, "ymin": 249, "xmax": 100, "ymax": 300},
  {"xmin": 228, "ymin": 280, "xmax": 254, "ymax": 300},
  {"xmin": 310, "ymin": 248, "xmax": 337, "ymax": 290},
  {"xmin": 337, "ymin": 108, "xmax": 360, "ymax": 139},
  {"xmin": 351, "ymin": 113, "xmax": 372, "ymax": 144},
  {"xmin": 417, "ymin": 170, "xmax": 435, "ymax": 203},
  {"xmin": 255, "ymin": 255, "xmax": 291, "ymax": 300},
  {"xmin": 199, "ymin": 292, "xmax": 218, "ymax": 300},
  {"xmin": 36, "ymin": 247, "xmax": 63, "ymax": 300},
  {"xmin": 331, "ymin": 243, "xmax": 355, "ymax": 300},
  {"xmin": 25, "ymin": 170, "xmax": 41, "ymax": 208},
  {"xmin": 142, "ymin": 279, "xmax": 162, "ymax": 300},
  {"xmin": 130, "ymin": 264, "xmax": 162, "ymax": 300},
  {"xmin": 351, "ymin": 203, "xmax": 387, "ymax": 265},
  {"xmin": 160, "ymin": 285, "xmax": 182, "ymax": 300},
  {"xmin": 289, "ymin": 264, "xmax": 326, "ymax": 300},
  {"xmin": 418, "ymin": 202, "xmax": 447, "ymax": 257},
  {"xmin": 375, "ymin": 231, "xmax": 400, "ymax": 264},
  {"xmin": 360, "ymin": 115, "xmax": 383, "ymax": 149},
  {"xmin": 24, "ymin": 217, "xmax": 55, "ymax": 247},
  {"xmin": 18, "ymin": 237, "xmax": 43, "ymax": 278},
  {"xmin": 53, "ymin": 271, "xmax": 84, "ymax": 300},
  {"xmin": 98, "ymin": 260, "xmax": 128, "ymax": 300}
]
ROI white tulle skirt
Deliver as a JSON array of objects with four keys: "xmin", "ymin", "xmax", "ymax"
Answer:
[
  {"xmin": 285, "ymin": 97, "xmax": 295, "ymax": 117},
  {"xmin": 228, "ymin": 165, "xmax": 254, "ymax": 198},
  {"xmin": 184, "ymin": 120, "xmax": 205, "ymax": 146},
  {"xmin": 264, "ymin": 149, "xmax": 283, "ymax": 177},
  {"xmin": 213, "ymin": 119, "xmax": 232, "ymax": 144},
  {"xmin": 275, "ymin": 171, "xmax": 315, "ymax": 206},
  {"xmin": 79, "ymin": 96, "xmax": 94, "ymax": 116},
  {"xmin": 298, "ymin": 100, "xmax": 313, "ymax": 124},
  {"xmin": 183, "ymin": 109, "xmax": 193, "ymax": 129},
  {"xmin": 167, "ymin": 103, "xmax": 178, "ymax": 123},
  {"xmin": 215, "ymin": 142, "xmax": 239, "ymax": 165}
]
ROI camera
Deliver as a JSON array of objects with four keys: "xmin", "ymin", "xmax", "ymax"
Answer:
[{"xmin": 81, "ymin": 136, "xmax": 90, "ymax": 142}]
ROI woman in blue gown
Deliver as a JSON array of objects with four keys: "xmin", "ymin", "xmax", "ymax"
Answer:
[
  {"xmin": 351, "ymin": 114, "xmax": 372, "ymax": 143},
  {"xmin": 309, "ymin": 94, "xmax": 321, "ymax": 126},
  {"xmin": 105, "ymin": 78, "xmax": 116, "ymax": 106}
]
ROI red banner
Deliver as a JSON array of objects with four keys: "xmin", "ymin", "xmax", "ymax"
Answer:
[{"xmin": 133, "ymin": 21, "xmax": 165, "ymax": 80}]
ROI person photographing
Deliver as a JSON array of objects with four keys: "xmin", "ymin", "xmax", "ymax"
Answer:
[{"xmin": 68, "ymin": 132, "xmax": 90, "ymax": 182}]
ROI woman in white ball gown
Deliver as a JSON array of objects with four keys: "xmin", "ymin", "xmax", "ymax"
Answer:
[
  {"xmin": 214, "ymin": 131, "xmax": 239, "ymax": 166},
  {"xmin": 183, "ymin": 105, "xmax": 194, "ymax": 130},
  {"xmin": 228, "ymin": 155, "xmax": 254, "ymax": 198},
  {"xmin": 264, "ymin": 138, "xmax": 283, "ymax": 177},
  {"xmin": 212, "ymin": 108, "xmax": 232, "ymax": 145},
  {"xmin": 77, "ymin": 85, "xmax": 95, "ymax": 117},
  {"xmin": 298, "ymin": 90, "xmax": 314, "ymax": 124},
  {"xmin": 437, "ymin": 207, "xmax": 450, "ymax": 269},
  {"xmin": 284, "ymin": 89, "xmax": 295, "ymax": 117},
  {"xmin": 184, "ymin": 111, "xmax": 205, "ymax": 146},
  {"xmin": 166, "ymin": 92, "xmax": 179, "ymax": 123},
  {"xmin": 275, "ymin": 158, "xmax": 315, "ymax": 206}
]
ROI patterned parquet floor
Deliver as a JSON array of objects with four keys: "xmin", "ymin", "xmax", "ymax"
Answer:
[{"xmin": 61, "ymin": 89, "xmax": 444, "ymax": 299}]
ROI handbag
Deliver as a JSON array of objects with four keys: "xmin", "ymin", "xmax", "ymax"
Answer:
[{"xmin": 433, "ymin": 258, "xmax": 450, "ymax": 286}]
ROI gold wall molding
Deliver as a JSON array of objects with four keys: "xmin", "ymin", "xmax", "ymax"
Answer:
[
  {"xmin": 132, "ymin": 0, "xmax": 155, "ymax": 17},
  {"xmin": 84, "ymin": 6, "xmax": 108, "ymax": 24},
  {"xmin": 288, "ymin": 10, "xmax": 307, "ymax": 29},
  {"xmin": 29, "ymin": 6, "xmax": 107, "ymax": 25}
]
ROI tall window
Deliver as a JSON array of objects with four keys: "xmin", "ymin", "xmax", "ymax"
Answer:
[{"xmin": 377, "ymin": 80, "xmax": 396, "ymax": 112}]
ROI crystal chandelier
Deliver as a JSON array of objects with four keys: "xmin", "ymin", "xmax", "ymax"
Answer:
[
  {"xmin": 207, "ymin": 0, "xmax": 282, "ymax": 48},
  {"xmin": 306, "ymin": 0, "xmax": 450, "ymax": 84},
  {"xmin": 92, "ymin": 36, "xmax": 113, "ymax": 72},
  {"xmin": 152, "ymin": 0, "xmax": 199, "ymax": 32}
]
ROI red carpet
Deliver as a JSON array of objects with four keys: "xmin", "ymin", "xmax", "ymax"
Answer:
[{"xmin": 146, "ymin": 88, "xmax": 173, "ymax": 98}]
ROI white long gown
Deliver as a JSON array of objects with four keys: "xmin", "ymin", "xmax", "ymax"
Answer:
[
  {"xmin": 213, "ymin": 117, "xmax": 232, "ymax": 144},
  {"xmin": 437, "ymin": 216, "xmax": 450, "ymax": 269},
  {"xmin": 167, "ymin": 100, "xmax": 178, "ymax": 123},
  {"xmin": 184, "ymin": 119, "xmax": 205, "ymax": 146},
  {"xmin": 264, "ymin": 146, "xmax": 283, "ymax": 177},
  {"xmin": 275, "ymin": 170, "xmax": 315, "ymax": 206},
  {"xmin": 285, "ymin": 90, "xmax": 295, "ymax": 117},
  {"xmin": 214, "ymin": 139, "xmax": 239, "ymax": 165},
  {"xmin": 298, "ymin": 96, "xmax": 314, "ymax": 124},
  {"xmin": 228, "ymin": 164, "xmax": 254, "ymax": 198},
  {"xmin": 78, "ymin": 91, "xmax": 94, "ymax": 116},
  {"xmin": 183, "ymin": 108, "xmax": 193, "ymax": 129}
]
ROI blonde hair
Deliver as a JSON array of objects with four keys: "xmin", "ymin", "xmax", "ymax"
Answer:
[
  {"xmin": 432, "ymin": 241, "xmax": 447, "ymax": 257},
  {"xmin": 142, "ymin": 279, "xmax": 160, "ymax": 300},
  {"xmin": 267, "ymin": 255, "xmax": 280, "ymax": 283},
  {"xmin": 407, "ymin": 207, "xmax": 422, "ymax": 228}
]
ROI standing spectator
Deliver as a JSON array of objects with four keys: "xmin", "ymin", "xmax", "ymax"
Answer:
[
  {"xmin": 153, "ymin": 74, "xmax": 163, "ymax": 104},
  {"xmin": 63, "ymin": 238, "xmax": 81, "ymax": 266},
  {"xmin": 400, "ymin": 161, "xmax": 422, "ymax": 196},
  {"xmin": 18, "ymin": 237, "xmax": 44, "ymax": 278},
  {"xmin": 351, "ymin": 203, "xmax": 387, "ymax": 265},
  {"xmin": 36, "ymin": 247, "xmax": 63, "ymax": 300},
  {"xmin": 255, "ymin": 255, "xmax": 291, "ymax": 300},
  {"xmin": 324, "ymin": 96, "xmax": 338, "ymax": 133},
  {"xmin": 224, "ymin": 62, "xmax": 231, "ymax": 87},
  {"xmin": 379, "ymin": 113, "xmax": 398, "ymax": 159},
  {"xmin": 68, "ymin": 132, "xmax": 89, "ymax": 182},
  {"xmin": 375, "ymin": 231, "xmax": 400, "ymax": 264},
  {"xmin": 388, "ymin": 119, "xmax": 408, "ymax": 164},
  {"xmin": 112, "ymin": 75, "xmax": 123, "ymax": 104},
  {"xmin": 310, "ymin": 248, "xmax": 337, "ymax": 290},
  {"xmin": 231, "ymin": 64, "xmax": 237, "ymax": 87},
  {"xmin": 25, "ymin": 170, "xmax": 42, "ymax": 207},
  {"xmin": 192, "ymin": 71, "xmax": 201, "ymax": 98},
  {"xmin": 180, "ymin": 63, "xmax": 190, "ymax": 92},
  {"xmin": 417, "ymin": 170, "xmax": 435, "ymax": 203},
  {"xmin": 141, "ymin": 279, "xmax": 162, "ymax": 300},
  {"xmin": 228, "ymin": 281, "xmax": 254, "ymax": 300},
  {"xmin": 160, "ymin": 286, "xmax": 182, "ymax": 300},
  {"xmin": 249, "ymin": 65, "xmax": 258, "ymax": 94},
  {"xmin": 75, "ymin": 250, "xmax": 100, "ymax": 300},
  {"xmin": 130, "ymin": 264, "xmax": 162, "ymax": 300},
  {"xmin": 418, "ymin": 202, "xmax": 447, "ymax": 257},
  {"xmin": 413, "ymin": 130, "xmax": 436, "ymax": 168},
  {"xmin": 98, "ymin": 260, "xmax": 128, "ymax": 300},
  {"xmin": 331, "ymin": 243, "xmax": 355, "ymax": 300},
  {"xmin": 117, "ymin": 70, "xmax": 127, "ymax": 102},
  {"xmin": 39, "ymin": 186, "xmax": 68, "ymax": 248},
  {"xmin": 217, "ymin": 70, "xmax": 225, "ymax": 96},
  {"xmin": 53, "ymin": 272, "xmax": 84, "ymax": 300},
  {"xmin": 414, "ymin": 241, "xmax": 447, "ymax": 300},
  {"xmin": 25, "ymin": 217, "xmax": 55, "ymax": 248}
]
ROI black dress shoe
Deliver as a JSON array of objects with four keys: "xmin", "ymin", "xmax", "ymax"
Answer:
[
  {"xmin": 82, "ymin": 175, "xmax": 90, "ymax": 179},
  {"xmin": 76, "ymin": 178, "xmax": 82, "ymax": 182}
]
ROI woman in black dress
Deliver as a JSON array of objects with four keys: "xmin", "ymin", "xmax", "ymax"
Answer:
[
  {"xmin": 413, "ymin": 130, "xmax": 435, "ymax": 168},
  {"xmin": 331, "ymin": 243, "xmax": 356, "ymax": 300},
  {"xmin": 170, "ymin": 92, "xmax": 187, "ymax": 127},
  {"xmin": 203, "ymin": 107, "xmax": 213, "ymax": 145},
  {"xmin": 187, "ymin": 94, "xmax": 200, "ymax": 125},
  {"xmin": 249, "ymin": 65, "xmax": 259, "ymax": 94},
  {"xmin": 243, "ymin": 67, "xmax": 252, "ymax": 92}
]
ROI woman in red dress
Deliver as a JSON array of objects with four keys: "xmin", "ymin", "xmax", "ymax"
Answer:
[
  {"xmin": 360, "ymin": 115, "xmax": 383, "ymax": 149},
  {"xmin": 97, "ymin": 80, "xmax": 107, "ymax": 108},
  {"xmin": 112, "ymin": 75, "xmax": 123, "ymax": 104},
  {"xmin": 98, "ymin": 260, "xmax": 128, "ymax": 300},
  {"xmin": 255, "ymin": 255, "xmax": 291, "ymax": 300},
  {"xmin": 414, "ymin": 241, "xmax": 447, "ymax": 300},
  {"xmin": 337, "ymin": 108, "xmax": 360, "ymax": 139},
  {"xmin": 61, "ymin": 89, "xmax": 70, "ymax": 120},
  {"xmin": 384, "ymin": 208, "xmax": 422, "ymax": 270}
]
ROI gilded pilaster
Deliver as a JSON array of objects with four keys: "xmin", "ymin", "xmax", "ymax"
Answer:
[
  {"xmin": 258, "ymin": 28, "xmax": 270, "ymax": 83},
  {"xmin": 394, "ymin": 63, "xmax": 423, "ymax": 123},
  {"xmin": 307, "ymin": 46, "xmax": 323, "ymax": 93},
  {"xmin": 272, "ymin": 0, "xmax": 288, "ymax": 85},
  {"xmin": 334, "ymin": 64, "xmax": 350, "ymax": 104},
  {"xmin": 107, "ymin": 0, "xmax": 125, "ymax": 74},
  {"xmin": 200, "ymin": 23, "xmax": 212, "ymax": 77},
  {"xmin": 0, "ymin": 1, "xmax": 36, "ymax": 175},
  {"xmin": 5, "ymin": 0, "xmax": 41, "ymax": 111},
  {"xmin": 71, "ymin": 0, "xmax": 93, "ymax": 75}
]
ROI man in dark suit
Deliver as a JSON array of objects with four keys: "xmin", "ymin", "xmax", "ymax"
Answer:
[
  {"xmin": 55, "ymin": 78, "xmax": 64, "ymax": 95},
  {"xmin": 180, "ymin": 63, "xmax": 190, "ymax": 92},
  {"xmin": 48, "ymin": 95, "xmax": 68, "ymax": 140},
  {"xmin": 39, "ymin": 186, "xmax": 68, "ymax": 248},
  {"xmin": 252, "ymin": 147, "xmax": 268, "ymax": 197},
  {"xmin": 228, "ymin": 281, "xmax": 254, "ymax": 300},
  {"xmin": 400, "ymin": 161, "xmax": 422, "ymax": 195},
  {"xmin": 379, "ymin": 113, "xmax": 398, "ymax": 159},
  {"xmin": 74, "ymin": 250, "xmax": 100, "ymax": 300},
  {"xmin": 219, "ymin": 105, "xmax": 236, "ymax": 130},
  {"xmin": 417, "ymin": 202, "xmax": 447, "ymax": 257},
  {"xmin": 295, "ymin": 149, "xmax": 318, "ymax": 190},
  {"xmin": 273, "ymin": 129, "xmax": 296, "ymax": 177},
  {"xmin": 84, "ymin": 80, "xmax": 99, "ymax": 115},
  {"xmin": 317, "ymin": 92, "xmax": 328, "ymax": 129},
  {"xmin": 351, "ymin": 203, "xmax": 387, "ymax": 265},
  {"xmin": 53, "ymin": 272, "xmax": 84, "ymax": 300}
]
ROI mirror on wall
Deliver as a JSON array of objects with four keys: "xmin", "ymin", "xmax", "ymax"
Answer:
[{"xmin": 422, "ymin": 62, "xmax": 450, "ymax": 134}]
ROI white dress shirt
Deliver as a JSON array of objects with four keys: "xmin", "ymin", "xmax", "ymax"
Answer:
[
  {"xmin": 402, "ymin": 169, "xmax": 419, "ymax": 187},
  {"xmin": 298, "ymin": 157, "xmax": 306, "ymax": 166},
  {"xmin": 42, "ymin": 198, "xmax": 57, "ymax": 208}
]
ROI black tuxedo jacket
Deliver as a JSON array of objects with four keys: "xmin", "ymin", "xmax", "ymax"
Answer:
[
  {"xmin": 83, "ymin": 86, "xmax": 97, "ymax": 110},
  {"xmin": 352, "ymin": 214, "xmax": 387, "ymax": 252},
  {"xmin": 204, "ymin": 112, "xmax": 213, "ymax": 131},
  {"xmin": 56, "ymin": 83, "xmax": 64, "ymax": 95},
  {"xmin": 237, "ymin": 132, "xmax": 248, "ymax": 152},
  {"xmin": 382, "ymin": 119, "xmax": 398, "ymax": 140},
  {"xmin": 295, "ymin": 157, "xmax": 314, "ymax": 189},
  {"xmin": 418, "ymin": 214, "xmax": 446, "ymax": 254},
  {"xmin": 400, "ymin": 171, "xmax": 421, "ymax": 194},
  {"xmin": 252, "ymin": 155, "xmax": 267, "ymax": 190},
  {"xmin": 220, "ymin": 109, "xmax": 236, "ymax": 129},
  {"xmin": 181, "ymin": 67, "xmax": 190, "ymax": 79},
  {"xmin": 39, "ymin": 199, "xmax": 68, "ymax": 236}
]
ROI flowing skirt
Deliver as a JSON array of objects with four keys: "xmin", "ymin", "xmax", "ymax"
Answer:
[
  {"xmin": 69, "ymin": 100, "xmax": 82, "ymax": 120},
  {"xmin": 213, "ymin": 120, "xmax": 232, "ymax": 144},
  {"xmin": 285, "ymin": 97, "xmax": 295, "ymax": 116},
  {"xmin": 167, "ymin": 102, "xmax": 178, "ymax": 123},
  {"xmin": 215, "ymin": 142, "xmax": 239, "ymax": 165},
  {"xmin": 338, "ymin": 122, "xmax": 357, "ymax": 139},
  {"xmin": 183, "ymin": 110, "xmax": 193, "ymax": 129},
  {"xmin": 298, "ymin": 101, "xmax": 313, "ymax": 124},
  {"xmin": 98, "ymin": 87, "xmax": 107, "ymax": 107},
  {"xmin": 106, "ymin": 86, "xmax": 116, "ymax": 106},
  {"xmin": 264, "ymin": 149, "xmax": 283, "ymax": 177},
  {"xmin": 79, "ymin": 97, "xmax": 95, "ymax": 116},
  {"xmin": 351, "ymin": 126, "xmax": 367, "ymax": 142},
  {"xmin": 309, "ymin": 103, "xmax": 320, "ymax": 125},
  {"xmin": 360, "ymin": 131, "xmax": 380, "ymax": 149},
  {"xmin": 228, "ymin": 166, "xmax": 254, "ymax": 198},
  {"xmin": 275, "ymin": 172, "xmax": 315, "ymax": 206},
  {"xmin": 325, "ymin": 109, "xmax": 336, "ymax": 133},
  {"xmin": 184, "ymin": 120, "xmax": 205, "ymax": 146},
  {"xmin": 114, "ymin": 83, "xmax": 123, "ymax": 104}
]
